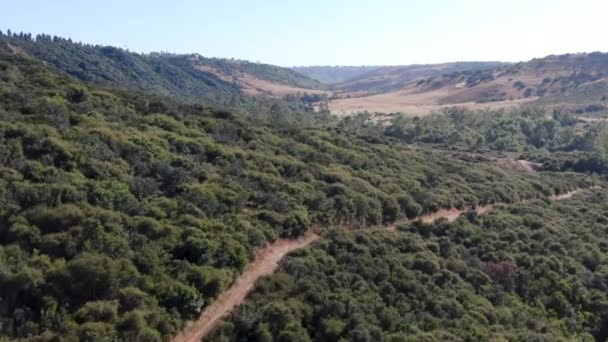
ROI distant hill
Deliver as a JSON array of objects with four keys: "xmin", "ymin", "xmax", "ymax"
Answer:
[
  {"xmin": 291, "ymin": 65, "xmax": 384, "ymax": 84},
  {"xmin": 293, "ymin": 62, "xmax": 505, "ymax": 91},
  {"xmin": 332, "ymin": 62, "xmax": 506, "ymax": 93},
  {"xmin": 406, "ymin": 52, "xmax": 608, "ymax": 105},
  {"xmin": 328, "ymin": 52, "xmax": 608, "ymax": 116},
  {"xmin": 0, "ymin": 32, "xmax": 326, "ymax": 105}
]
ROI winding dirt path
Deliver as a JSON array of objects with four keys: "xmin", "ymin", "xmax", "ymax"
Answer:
[
  {"xmin": 550, "ymin": 188, "xmax": 583, "ymax": 200},
  {"xmin": 387, "ymin": 188, "xmax": 585, "ymax": 230},
  {"xmin": 419, "ymin": 189, "xmax": 583, "ymax": 223},
  {"xmin": 173, "ymin": 188, "xmax": 587, "ymax": 341},
  {"xmin": 419, "ymin": 204, "xmax": 493, "ymax": 223},
  {"xmin": 173, "ymin": 231, "xmax": 320, "ymax": 342},
  {"xmin": 495, "ymin": 158, "xmax": 543, "ymax": 172}
]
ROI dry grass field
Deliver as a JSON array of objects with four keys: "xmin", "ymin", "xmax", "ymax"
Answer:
[
  {"xmin": 326, "ymin": 53, "xmax": 608, "ymax": 116},
  {"xmin": 328, "ymin": 89, "xmax": 536, "ymax": 116}
]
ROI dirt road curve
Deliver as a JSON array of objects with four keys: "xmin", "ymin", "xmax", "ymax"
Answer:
[{"xmin": 173, "ymin": 231, "xmax": 320, "ymax": 342}]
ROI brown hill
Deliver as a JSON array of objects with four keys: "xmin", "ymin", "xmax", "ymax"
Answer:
[
  {"xmin": 329, "ymin": 52, "xmax": 608, "ymax": 116},
  {"xmin": 332, "ymin": 61, "xmax": 505, "ymax": 93}
]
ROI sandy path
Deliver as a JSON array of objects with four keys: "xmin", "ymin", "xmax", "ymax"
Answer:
[{"xmin": 173, "ymin": 231, "xmax": 320, "ymax": 342}]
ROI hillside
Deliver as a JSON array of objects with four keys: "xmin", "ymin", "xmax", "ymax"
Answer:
[
  {"xmin": 293, "ymin": 62, "xmax": 504, "ymax": 91},
  {"xmin": 2, "ymin": 46, "xmax": 605, "ymax": 341},
  {"xmin": 0, "ymin": 32, "xmax": 326, "ymax": 105},
  {"xmin": 328, "ymin": 52, "xmax": 608, "ymax": 116},
  {"xmin": 332, "ymin": 61, "xmax": 506, "ymax": 93},
  {"xmin": 211, "ymin": 189, "xmax": 608, "ymax": 341},
  {"xmin": 5, "ymin": 27, "xmax": 608, "ymax": 342},
  {"xmin": 291, "ymin": 65, "xmax": 384, "ymax": 84}
]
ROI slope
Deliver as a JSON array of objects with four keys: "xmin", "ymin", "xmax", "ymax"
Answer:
[
  {"xmin": 178, "ymin": 186, "xmax": 586, "ymax": 341},
  {"xmin": 291, "ymin": 66, "xmax": 385, "ymax": 85},
  {"xmin": 0, "ymin": 31, "xmax": 326, "ymax": 105},
  {"xmin": 209, "ymin": 189, "xmax": 608, "ymax": 341},
  {"xmin": 0, "ymin": 52, "xmax": 592, "ymax": 341},
  {"xmin": 329, "ymin": 52, "xmax": 608, "ymax": 116},
  {"xmin": 332, "ymin": 61, "xmax": 506, "ymax": 93},
  {"xmin": 293, "ymin": 62, "xmax": 505, "ymax": 91}
]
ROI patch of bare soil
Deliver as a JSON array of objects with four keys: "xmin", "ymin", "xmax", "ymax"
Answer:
[
  {"xmin": 419, "ymin": 205, "xmax": 493, "ymax": 223},
  {"xmin": 173, "ymin": 231, "xmax": 320, "ymax": 342},
  {"xmin": 549, "ymin": 189, "xmax": 583, "ymax": 200},
  {"xmin": 385, "ymin": 204, "xmax": 492, "ymax": 231},
  {"xmin": 6, "ymin": 43, "xmax": 28, "ymax": 57},
  {"xmin": 496, "ymin": 159, "xmax": 543, "ymax": 172}
]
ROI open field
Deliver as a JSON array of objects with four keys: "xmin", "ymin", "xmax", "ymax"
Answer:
[{"xmin": 328, "ymin": 89, "xmax": 536, "ymax": 116}]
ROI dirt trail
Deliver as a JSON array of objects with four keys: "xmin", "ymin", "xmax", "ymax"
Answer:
[
  {"xmin": 388, "ymin": 189, "xmax": 585, "ymax": 229},
  {"xmin": 496, "ymin": 158, "xmax": 543, "ymax": 172},
  {"xmin": 174, "ymin": 188, "xmax": 587, "ymax": 341},
  {"xmin": 173, "ymin": 231, "xmax": 320, "ymax": 342},
  {"xmin": 419, "ymin": 205, "xmax": 493, "ymax": 223},
  {"xmin": 550, "ymin": 188, "xmax": 583, "ymax": 200},
  {"xmin": 385, "ymin": 205, "xmax": 493, "ymax": 232},
  {"xmin": 419, "ymin": 189, "xmax": 584, "ymax": 223}
]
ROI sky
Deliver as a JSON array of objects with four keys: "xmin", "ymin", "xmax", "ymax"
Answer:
[{"xmin": 1, "ymin": 0, "xmax": 607, "ymax": 66}]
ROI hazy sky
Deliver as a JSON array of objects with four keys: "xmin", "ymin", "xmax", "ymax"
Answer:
[{"xmin": 2, "ymin": 0, "xmax": 606, "ymax": 66}]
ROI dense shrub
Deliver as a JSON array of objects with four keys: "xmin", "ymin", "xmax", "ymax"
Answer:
[
  {"xmin": 0, "ymin": 42, "xmax": 597, "ymax": 340},
  {"xmin": 212, "ymin": 191, "xmax": 608, "ymax": 341}
]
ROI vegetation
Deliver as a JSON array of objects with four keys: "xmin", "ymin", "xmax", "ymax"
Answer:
[
  {"xmin": 0, "ymin": 30, "xmax": 606, "ymax": 342},
  {"xmin": 294, "ymin": 62, "xmax": 505, "ymax": 93},
  {"xmin": 328, "ymin": 52, "xmax": 608, "ymax": 115},
  {"xmin": 223, "ymin": 60, "xmax": 324, "ymax": 90},
  {"xmin": 211, "ymin": 190, "xmax": 608, "ymax": 341},
  {"xmin": 0, "ymin": 49, "xmax": 591, "ymax": 340},
  {"xmin": 385, "ymin": 107, "xmax": 608, "ymax": 177},
  {"xmin": 386, "ymin": 108, "xmax": 594, "ymax": 152},
  {"xmin": 0, "ymin": 31, "xmax": 323, "ymax": 106}
]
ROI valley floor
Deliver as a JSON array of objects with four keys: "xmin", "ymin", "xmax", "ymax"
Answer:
[{"xmin": 328, "ymin": 92, "xmax": 535, "ymax": 117}]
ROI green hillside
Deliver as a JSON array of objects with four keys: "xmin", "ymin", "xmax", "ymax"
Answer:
[
  {"xmin": 3, "ymin": 29, "xmax": 608, "ymax": 342},
  {"xmin": 0, "ymin": 49, "xmax": 596, "ymax": 341},
  {"xmin": 0, "ymin": 31, "xmax": 323, "ymax": 105},
  {"xmin": 211, "ymin": 190, "xmax": 608, "ymax": 341}
]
